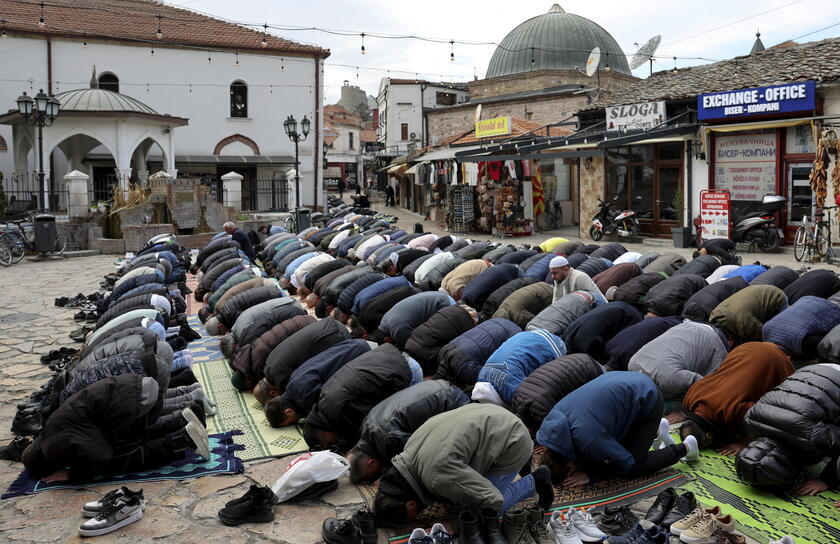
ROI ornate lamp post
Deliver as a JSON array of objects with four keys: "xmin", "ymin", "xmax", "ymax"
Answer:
[
  {"xmin": 283, "ymin": 114, "xmax": 310, "ymax": 214},
  {"xmin": 16, "ymin": 89, "xmax": 60, "ymax": 209}
]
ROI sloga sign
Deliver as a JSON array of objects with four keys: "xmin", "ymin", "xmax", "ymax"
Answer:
[{"xmin": 697, "ymin": 81, "xmax": 815, "ymax": 120}]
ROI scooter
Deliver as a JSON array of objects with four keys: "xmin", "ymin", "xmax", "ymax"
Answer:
[
  {"xmin": 729, "ymin": 194, "xmax": 785, "ymax": 252},
  {"xmin": 589, "ymin": 196, "xmax": 639, "ymax": 241}
]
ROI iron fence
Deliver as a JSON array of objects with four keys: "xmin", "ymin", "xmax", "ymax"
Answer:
[
  {"xmin": 3, "ymin": 172, "xmax": 68, "ymax": 213},
  {"xmin": 241, "ymin": 177, "xmax": 290, "ymax": 212}
]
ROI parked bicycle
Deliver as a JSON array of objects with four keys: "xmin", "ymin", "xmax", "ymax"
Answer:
[
  {"xmin": 0, "ymin": 243, "xmax": 11, "ymax": 267},
  {"xmin": 793, "ymin": 204, "xmax": 835, "ymax": 262},
  {"xmin": 0, "ymin": 209, "xmax": 67, "ymax": 263},
  {"xmin": 536, "ymin": 200, "xmax": 564, "ymax": 232}
]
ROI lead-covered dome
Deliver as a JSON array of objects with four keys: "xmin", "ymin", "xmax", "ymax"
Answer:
[
  {"xmin": 485, "ymin": 4, "xmax": 631, "ymax": 78},
  {"xmin": 55, "ymin": 88, "xmax": 158, "ymax": 114}
]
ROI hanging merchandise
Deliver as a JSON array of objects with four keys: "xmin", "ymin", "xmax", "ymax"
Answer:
[
  {"xmin": 531, "ymin": 159, "xmax": 545, "ymax": 217},
  {"xmin": 827, "ymin": 130, "xmax": 840, "ymax": 200},
  {"xmin": 810, "ymin": 129, "xmax": 831, "ymax": 207},
  {"xmin": 493, "ymin": 163, "xmax": 532, "ymax": 237},
  {"xmin": 475, "ymin": 162, "xmax": 496, "ymax": 232},
  {"xmin": 448, "ymin": 185, "xmax": 474, "ymax": 233}
]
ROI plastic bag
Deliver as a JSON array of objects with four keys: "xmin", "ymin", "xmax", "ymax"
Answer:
[{"xmin": 271, "ymin": 451, "xmax": 349, "ymax": 502}]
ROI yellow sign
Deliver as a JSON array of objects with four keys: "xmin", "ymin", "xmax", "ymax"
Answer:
[{"xmin": 475, "ymin": 116, "xmax": 511, "ymax": 139}]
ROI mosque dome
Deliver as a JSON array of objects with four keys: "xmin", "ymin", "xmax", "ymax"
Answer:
[
  {"xmin": 485, "ymin": 4, "xmax": 631, "ymax": 79},
  {"xmin": 55, "ymin": 88, "xmax": 159, "ymax": 115}
]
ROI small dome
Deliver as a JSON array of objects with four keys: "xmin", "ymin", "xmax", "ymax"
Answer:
[
  {"xmin": 55, "ymin": 88, "xmax": 159, "ymax": 115},
  {"xmin": 486, "ymin": 5, "xmax": 631, "ymax": 78}
]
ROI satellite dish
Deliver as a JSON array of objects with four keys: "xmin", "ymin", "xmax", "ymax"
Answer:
[
  {"xmin": 630, "ymin": 35, "xmax": 661, "ymax": 70},
  {"xmin": 585, "ymin": 47, "xmax": 601, "ymax": 77},
  {"xmin": 474, "ymin": 104, "xmax": 482, "ymax": 125}
]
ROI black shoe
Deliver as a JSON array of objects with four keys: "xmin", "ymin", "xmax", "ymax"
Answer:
[
  {"xmin": 482, "ymin": 509, "xmax": 508, "ymax": 544},
  {"xmin": 69, "ymin": 326, "xmax": 93, "ymax": 342},
  {"xmin": 180, "ymin": 325, "xmax": 202, "ymax": 342},
  {"xmin": 322, "ymin": 517, "xmax": 362, "ymax": 544},
  {"xmin": 351, "ymin": 510, "xmax": 377, "ymax": 544},
  {"xmin": 217, "ymin": 487, "xmax": 275, "ymax": 526},
  {"xmin": 286, "ymin": 479, "xmax": 339, "ymax": 502},
  {"xmin": 644, "ymin": 487, "xmax": 677, "ymax": 524},
  {"xmin": 223, "ymin": 484, "xmax": 275, "ymax": 509},
  {"xmin": 660, "ymin": 491, "xmax": 697, "ymax": 529},
  {"xmin": 0, "ymin": 436, "xmax": 32, "ymax": 461},
  {"xmin": 531, "ymin": 465, "xmax": 554, "ymax": 511},
  {"xmin": 597, "ymin": 504, "xmax": 639, "ymax": 536},
  {"xmin": 55, "ymin": 297, "xmax": 69, "ymax": 307},
  {"xmin": 10, "ymin": 410, "xmax": 41, "ymax": 436},
  {"xmin": 73, "ymin": 311, "xmax": 87, "ymax": 321}
]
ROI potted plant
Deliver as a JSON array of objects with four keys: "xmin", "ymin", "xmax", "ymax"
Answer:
[{"xmin": 670, "ymin": 183, "xmax": 692, "ymax": 248}]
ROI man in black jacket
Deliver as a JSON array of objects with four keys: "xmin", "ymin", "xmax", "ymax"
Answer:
[
  {"xmin": 224, "ymin": 221, "xmax": 257, "ymax": 262},
  {"xmin": 347, "ymin": 380, "xmax": 470, "ymax": 483}
]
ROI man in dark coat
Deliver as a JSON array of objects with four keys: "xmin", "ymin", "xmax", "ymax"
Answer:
[
  {"xmin": 562, "ymin": 302, "xmax": 643, "ymax": 363},
  {"xmin": 681, "ymin": 276, "xmax": 749, "ymax": 322},
  {"xmin": 749, "ymin": 265, "xmax": 798, "ymax": 290},
  {"xmin": 378, "ymin": 291, "xmax": 455, "ymax": 350},
  {"xmin": 356, "ymin": 284, "xmax": 420, "ymax": 336},
  {"xmin": 223, "ymin": 221, "xmax": 256, "ymax": 262},
  {"xmin": 709, "ymin": 285, "xmax": 787, "ymax": 343},
  {"xmin": 460, "ymin": 263, "xmax": 521, "ymax": 310},
  {"xmin": 694, "ymin": 238, "xmax": 738, "ymax": 265},
  {"xmin": 603, "ymin": 316, "xmax": 683, "ymax": 371},
  {"xmin": 481, "ymin": 277, "xmax": 538, "ymax": 319},
  {"xmin": 783, "ymin": 269, "xmax": 840, "ymax": 304},
  {"xmin": 434, "ymin": 318, "xmax": 522, "ymax": 387},
  {"xmin": 263, "ymin": 339, "xmax": 371, "ymax": 427},
  {"xmin": 644, "ymin": 274, "xmax": 708, "ymax": 317},
  {"xmin": 303, "ymin": 344, "xmax": 413, "ymax": 451},
  {"xmin": 347, "ymin": 380, "xmax": 470, "ymax": 483},
  {"xmin": 404, "ymin": 305, "xmax": 476, "ymax": 375}
]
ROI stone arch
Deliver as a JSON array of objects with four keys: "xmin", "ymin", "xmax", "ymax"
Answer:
[
  {"xmin": 213, "ymin": 133, "xmax": 260, "ymax": 156},
  {"xmin": 128, "ymin": 133, "xmax": 170, "ymax": 171},
  {"xmin": 46, "ymin": 126, "xmax": 119, "ymax": 167},
  {"xmin": 0, "ymin": 135, "xmax": 7, "ymax": 151}
]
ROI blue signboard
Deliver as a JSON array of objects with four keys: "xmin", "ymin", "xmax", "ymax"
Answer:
[{"xmin": 697, "ymin": 81, "xmax": 815, "ymax": 121}]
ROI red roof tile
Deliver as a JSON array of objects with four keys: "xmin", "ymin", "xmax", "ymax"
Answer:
[
  {"xmin": 449, "ymin": 118, "xmax": 572, "ymax": 146},
  {"xmin": 0, "ymin": 0, "xmax": 329, "ymax": 57}
]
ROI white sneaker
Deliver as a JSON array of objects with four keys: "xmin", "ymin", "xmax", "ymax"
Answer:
[
  {"xmin": 681, "ymin": 435, "xmax": 699, "ymax": 462},
  {"xmin": 408, "ymin": 528, "xmax": 430, "ymax": 544},
  {"xmin": 770, "ymin": 537, "xmax": 796, "ymax": 544},
  {"xmin": 658, "ymin": 418, "xmax": 675, "ymax": 449},
  {"xmin": 184, "ymin": 421, "xmax": 211, "ymax": 461},
  {"xmin": 548, "ymin": 511, "xmax": 583, "ymax": 544},
  {"xmin": 78, "ymin": 495, "xmax": 144, "ymax": 537},
  {"xmin": 567, "ymin": 507, "xmax": 607, "ymax": 542}
]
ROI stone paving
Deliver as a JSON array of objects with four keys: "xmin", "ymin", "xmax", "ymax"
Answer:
[{"xmin": 0, "ymin": 213, "xmax": 830, "ymax": 543}]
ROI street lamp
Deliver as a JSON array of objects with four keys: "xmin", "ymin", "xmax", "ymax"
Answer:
[
  {"xmin": 17, "ymin": 89, "xmax": 60, "ymax": 209},
  {"xmin": 283, "ymin": 114, "xmax": 310, "ymax": 217}
]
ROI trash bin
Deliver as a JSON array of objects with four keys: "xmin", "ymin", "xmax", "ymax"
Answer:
[
  {"xmin": 34, "ymin": 214, "xmax": 56, "ymax": 253},
  {"xmin": 295, "ymin": 208, "xmax": 311, "ymax": 233},
  {"xmin": 671, "ymin": 227, "xmax": 692, "ymax": 249}
]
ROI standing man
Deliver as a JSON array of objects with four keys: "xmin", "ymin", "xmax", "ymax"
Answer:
[
  {"xmin": 338, "ymin": 178, "xmax": 346, "ymax": 199},
  {"xmin": 549, "ymin": 256, "xmax": 605, "ymax": 303},
  {"xmin": 223, "ymin": 221, "xmax": 257, "ymax": 263}
]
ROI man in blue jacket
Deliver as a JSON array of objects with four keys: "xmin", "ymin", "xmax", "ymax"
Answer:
[
  {"xmin": 476, "ymin": 330, "xmax": 566, "ymax": 405},
  {"xmin": 536, "ymin": 372, "xmax": 699, "ymax": 487}
]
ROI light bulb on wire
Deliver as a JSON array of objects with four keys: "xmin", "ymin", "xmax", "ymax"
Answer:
[
  {"xmin": 361, "ymin": 33, "xmax": 366, "ymax": 55},
  {"xmin": 261, "ymin": 23, "xmax": 268, "ymax": 47},
  {"xmin": 450, "ymin": 39, "xmax": 454, "ymax": 62},
  {"xmin": 38, "ymin": 1, "xmax": 45, "ymax": 26},
  {"xmin": 156, "ymin": 15, "xmax": 163, "ymax": 39}
]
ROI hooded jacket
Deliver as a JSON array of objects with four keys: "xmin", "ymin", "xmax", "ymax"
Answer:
[
  {"xmin": 461, "ymin": 264, "xmax": 521, "ymax": 309},
  {"xmin": 305, "ymin": 259, "xmax": 352, "ymax": 291},
  {"xmin": 305, "ymin": 343, "xmax": 412, "ymax": 445},
  {"xmin": 282, "ymin": 339, "xmax": 372, "ymax": 416},
  {"xmin": 604, "ymin": 316, "xmax": 683, "ymax": 371},
  {"xmin": 391, "ymin": 403, "xmax": 533, "ymax": 512},
  {"xmin": 355, "ymin": 380, "xmax": 470, "ymax": 463},
  {"xmin": 404, "ymin": 305, "xmax": 476, "ymax": 375},
  {"xmin": 762, "ymin": 296, "xmax": 840, "ymax": 357},
  {"xmin": 200, "ymin": 245, "xmax": 240, "ymax": 274},
  {"xmin": 526, "ymin": 291, "xmax": 595, "ymax": 336},
  {"xmin": 218, "ymin": 285, "xmax": 282, "ymax": 329},
  {"xmin": 434, "ymin": 318, "xmax": 522, "ymax": 387},
  {"xmin": 214, "ymin": 278, "xmax": 273, "ymax": 315},
  {"xmin": 337, "ymin": 272, "xmax": 388, "ymax": 315},
  {"xmin": 232, "ymin": 314, "xmax": 316, "ymax": 386},
  {"xmin": 628, "ymin": 321, "xmax": 728, "ymax": 399},
  {"xmin": 378, "ymin": 291, "xmax": 455, "ymax": 349},
  {"xmin": 263, "ymin": 318, "xmax": 351, "ymax": 390},
  {"xmin": 496, "ymin": 249, "xmax": 538, "ymax": 265},
  {"xmin": 592, "ymin": 263, "xmax": 641, "ymax": 293},
  {"xmin": 323, "ymin": 266, "xmax": 375, "ymax": 306},
  {"xmin": 482, "ymin": 245, "xmax": 515, "ymax": 263},
  {"xmin": 645, "ymin": 274, "xmax": 708, "ymax": 316},
  {"xmin": 313, "ymin": 265, "xmax": 357, "ymax": 297},
  {"xmin": 672, "ymin": 255, "xmax": 720, "ymax": 279},
  {"xmin": 418, "ymin": 258, "xmax": 466, "ymax": 292},
  {"xmin": 358, "ymin": 284, "xmax": 420, "ymax": 333},
  {"xmin": 401, "ymin": 253, "xmax": 436, "ymax": 283},
  {"xmin": 441, "ymin": 260, "xmax": 491, "ymax": 299},
  {"xmin": 201, "ymin": 257, "xmax": 245, "ymax": 291},
  {"xmin": 783, "ymin": 269, "xmax": 840, "ymax": 304},
  {"xmin": 750, "ymin": 266, "xmax": 798, "ymax": 290},
  {"xmin": 481, "ymin": 277, "xmax": 538, "ymax": 319},
  {"xmin": 230, "ymin": 297, "xmax": 307, "ymax": 347},
  {"xmin": 576, "ymin": 258, "xmax": 612, "ymax": 278},
  {"xmin": 681, "ymin": 276, "xmax": 749, "ymax": 322},
  {"xmin": 563, "ymin": 302, "xmax": 643, "ymax": 363},
  {"xmin": 208, "ymin": 271, "xmax": 258, "ymax": 311},
  {"xmin": 611, "ymin": 272, "xmax": 666, "ymax": 305},
  {"xmin": 512, "ymin": 353, "xmax": 604, "ymax": 429},
  {"xmin": 709, "ymin": 285, "xmax": 787, "ymax": 342},
  {"xmin": 413, "ymin": 251, "xmax": 456, "ymax": 285},
  {"xmin": 536, "ymin": 372, "xmax": 661, "ymax": 480},
  {"xmin": 194, "ymin": 237, "xmax": 237, "ymax": 269},
  {"xmin": 523, "ymin": 254, "xmax": 555, "ymax": 282},
  {"xmin": 589, "ymin": 243, "xmax": 626, "ymax": 262},
  {"xmin": 643, "ymin": 253, "xmax": 686, "ymax": 276},
  {"xmin": 352, "ymin": 276, "xmax": 411, "ymax": 317},
  {"xmin": 493, "ymin": 282, "xmax": 554, "ymax": 329}
]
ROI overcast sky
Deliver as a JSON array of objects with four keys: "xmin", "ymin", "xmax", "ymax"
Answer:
[{"xmin": 182, "ymin": 0, "xmax": 840, "ymax": 104}]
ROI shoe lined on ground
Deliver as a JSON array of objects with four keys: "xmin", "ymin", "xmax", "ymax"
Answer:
[
  {"xmin": 645, "ymin": 487, "xmax": 677, "ymax": 524},
  {"xmin": 351, "ymin": 510, "xmax": 377, "ymax": 544},
  {"xmin": 605, "ymin": 522, "xmax": 645, "ymax": 544},
  {"xmin": 502, "ymin": 508, "xmax": 531, "ymax": 544},
  {"xmin": 429, "ymin": 523, "xmax": 453, "ymax": 544},
  {"xmin": 632, "ymin": 525, "xmax": 669, "ymax": 544},
  {"xmin": 184, "ymin": 421, "xmax": 210, "ymax": 461},
  {"xmin": 69, "ymin": 326, "xmax": 93, "ymax": 342},
  {"xmin": 217, "ymin": 486, "xmax": 275, "ymax": 526},
  {"xmin": 482, "ymin": 508, "xmax": 509, "ymax": 544},
  {"xmin": 567, "ymin": 507, "xmax": 607, "ymax": 542},
  {"xmin": 0, "ymin": 436, "xmax": 32, "ymax": 462},
  {"xmin": 322, "ymin": 517, "xmax": 363, "ymax": 544},
  {"xmin": 78, "ymin": 493, "xmax": 144, "ymax": 537},
  {"xmin": 532, "ymin": 464, "xmax": 555, "ymax": 510},
  {"xmin": 712, "ymin": 528, "xmax": 745, "ymax": 544},
  {"xmin": 679, "ymin": 512, "xmax": 734, "ymax": 543},
  {"xmin": 82, "ymin": 487, "xmax": 144, "ymax": 517},
  {"xmin": 661, "ymin": 491, "xmax": 698, "ymax": 529},
  {"xmin": 458, "ymin": 510, "xmax": 484, "ymax": 544},
  {"xmin": 526, "ymin": 506, "xmax": 554, "ymax": 544},
  {"xmin": 670, "ymin": 506, "xmax": 721, "ymax": 535},
  {"xmin": 408, "ymin": 528, "xmax": 432, "ymax": 544},
  {"xmin": 223, "ymin": 484, "xmax": 274, "ymax": 509},
  {"xmin": 548, "ymin": 511, "xmax": 584, "ymax": 544},
  {"xmin": 598, "ymin": 505, "xmax": 638, "ymax": 536}
]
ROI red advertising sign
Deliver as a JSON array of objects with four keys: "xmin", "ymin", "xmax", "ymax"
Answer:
[{"xmin": 700, "ymin": 190, "xmax": 731, "ymax": 240}]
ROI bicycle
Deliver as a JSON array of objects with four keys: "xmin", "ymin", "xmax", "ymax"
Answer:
[
  {"xmin": 536, "ymin": 200, "xmax": 564, "ymax": 232},
  {"xmin": 0, "ymin": 243, "xmax": 11, "ymax": 267},
  {"xmin": 793, "ymin": 205, "xmax": 835, "ymax": 262},
  {"xmin": 0, "ymin": 209, "xmax": 67, "ymax": 263}
]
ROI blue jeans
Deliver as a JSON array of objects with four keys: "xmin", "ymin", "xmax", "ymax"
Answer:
[
  {"xmin": 477, "ymin": 362, "xmax": 520, "ymax": 404},
  {"xmin": 405, "ymin": 357, "xmax": 423, "ymax": 385},
  {"xmin": 485, "ymin": 472, "xmax": 535, "ymax": 514}
]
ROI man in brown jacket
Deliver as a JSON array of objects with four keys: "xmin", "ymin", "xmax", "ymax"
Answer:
[
  {"xmin": 440, "ymin": 259, "xmax": 491, "ymax": 300},
  {"xmin": 677, "ymin": 342, "xmax": 794, "ymax": 455}
]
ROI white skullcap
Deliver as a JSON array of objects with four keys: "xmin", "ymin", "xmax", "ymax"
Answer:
[{"xmin": 549, "ymin": 256, "xmax": 569, "ymax": 268}]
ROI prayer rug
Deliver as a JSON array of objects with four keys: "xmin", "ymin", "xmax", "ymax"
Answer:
[
  {"xmin": 1, "ymin": 431, "xmax": 244, "ymax": 499},
  {"xmin": 676, "ymin": 449, "xmax": 840, "ymax": 544}
]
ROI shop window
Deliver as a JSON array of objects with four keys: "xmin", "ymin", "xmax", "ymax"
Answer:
[
  {"xmin": 786, "ymin": 125, "xmax": 814, "ymax": 154},
  {"xmin": 658, "ymin": 167, "xmax": 681, "ymax": 220},
  {"xmin": 230, "ymin": 81, "xmax": 248, "ymax": 118},
  {"xmin": 401, "ymin": 123, "xmax": 409, "ymax": 140},
  {"xmin": 657, "ymin": 142, "xmax": 683, "ymax": 161},
  {"xmin": 349, "ymin": 132, "xmax": 355, "ymax": 149},
  {"xmin": 713, "ymin": 132, "xmax": 776, "ymax": 219},
  {"xmin": 98, "ymin": 73, "xmax": 119, "ymax": 93},
  {"xmin": 631, "ymin": 165, "xmax": 655, "ymax": 220},
  {"xmin": 436, "ymin": 92, "xmax": 456, "ymax": 106}
]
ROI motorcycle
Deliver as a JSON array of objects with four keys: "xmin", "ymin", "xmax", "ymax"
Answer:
[
  {"xmin": 589, "ymin": 196, "xmax": 639, "ymax": 241},
  {"xmin": 729, "ymin": 194, "xmax": 785, "ymax": 252}
]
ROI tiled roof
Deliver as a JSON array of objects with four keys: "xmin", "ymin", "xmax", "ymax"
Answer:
[
  {"xmin": 449, "ymin": 118, "xmax": 573, "ymax": 146},
  {"xmin": 325, "ymin": 105, "xmax": 363, "ymax": 128},
  {"xmin": 387, "ymin": 78, "xmax": 469, "ymax": 90},
  {"xmin": 590, "ymin": 37, "xmax": 840, "ymax": 109},
  {"xmin": 0, "ymin": 0, "xmax": 329, "ymax": 57},
  {"xmin": 360, "ymin": 129, "xmax": 377, "ymax": 143}
]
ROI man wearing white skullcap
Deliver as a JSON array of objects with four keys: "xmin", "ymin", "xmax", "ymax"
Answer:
[{"xmin": 549, "ymin": 255, "xmax": 605, "ymax": 303}]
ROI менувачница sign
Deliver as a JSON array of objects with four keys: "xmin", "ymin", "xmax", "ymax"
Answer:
[{"xmin": 698, "ymin": 81, "xmax": 815, "ymax": 120}]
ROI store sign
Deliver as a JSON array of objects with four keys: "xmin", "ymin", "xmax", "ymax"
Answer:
[
  {"xmin": 714, "ymin": 133, "xmax": 776, "ymax": 201},
  {"xmin": 700, "ymin": 190, "xmax": 731, "ymax": 239},
  {"xmin": 475, "ymin": 116, "xmax": 511, "ymax": 138},
  {"xmin": 606, "ymin": 101, "xmax": 666, "ymax": 131},
  {"xmin": 698, "ymin": 81, "xmax": 815, "ymax": 120}
]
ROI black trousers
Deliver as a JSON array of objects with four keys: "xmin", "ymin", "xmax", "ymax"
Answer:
[{"xmin": 621, "ymin": 392, "xmax": 687, "ymax": 476}]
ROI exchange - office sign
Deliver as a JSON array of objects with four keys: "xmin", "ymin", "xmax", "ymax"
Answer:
[
  {"xmin": 606, "ymin": 101, "xmax": 666, "ymax": 131},
  {"xmin": 698, "ymin": 81, "xmax": 816, "ymax": 120}
]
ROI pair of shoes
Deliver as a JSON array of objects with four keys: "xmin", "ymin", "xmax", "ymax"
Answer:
[
  {"xmin": 409, "ymin": 524, "xmax": 452, "ymax": 544},
  {"xmin": 457, "ymin": 510, "xmax": 507, "ymax": 544},
  {"xmin": 711, "ymin": 528, "xmax": 746, "ymax": 544},
  {"xmin": 10, "ymin": 408, "xmax": 41, "ymax": 436},
  {"xmin": 322, "ymin": 510, "xmax": 377, "ymax": 544},
  {"xmin": 661, "ymin": 491, "xmax": 698, "ymax": 529},
  {"xmin": 547, "ymin": 508, "xmax": 607, "ymax": 543},
  {"xmin": 218, "ymin": 484, "xmax": 276, "ymax": 526},
  {"xmin": 678, "ymin": 511, "xmax": 734, "ymax": 543},
  {"xmin": 78, "ymin": 488, "xmax": 145, "ymax": 537},
  {"xmin": 503, "ymin": 505, "xmax": 553, "ymax": 544},
  {"xmin": 73, "ymin": 310, "xmax": 98, "ymax": 322},
  {"xmin": 670, "ymin": 506, "xmax": 721, "ymax": 535},
  {"xmin": 598, "ymin": 505, "xmax": 639, "ymax": 536},
  {"xmin": 182, "ymin": 405, "xmax": 206, "ymax": 429},
  {"xmin": 645, "ymin": 487, "xmax": 677, "ymax": 524},
  {"xmin": 607, "ymin": 524, "xmax": 668, "ymax": 544},
  {"xmin": 69, "ymin": 326, "xmax": 93, "ymax": 342},
  {"xmin": 40, "ymin": 347, "xmax": 80, "ymax": 365},
  {"xmin": 0, "ymin": 436, "xmax": 32, "ymax": 461}
]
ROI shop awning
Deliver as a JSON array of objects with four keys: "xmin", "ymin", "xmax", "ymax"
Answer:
[
  {"xmin": 173, "ymin": 154, "xmax": 294, "ymax": 164},
  {"xmin": 596, "ymin": 124, "xmax": 696, "ymax": 149},
  {"xmin": 703, "ymin": 117, "xmax": 812, "ymax": 133},
  {"xmin": 404, "ymin": 163, "xmax": 421, "ymax": 175},
  {"xmin": 419, "ymin": 145, "xmax": 483, "ymax": 161},
  {"xmin": 387, "ymin": 164, "xmax": 409, "ymax": 175}
]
